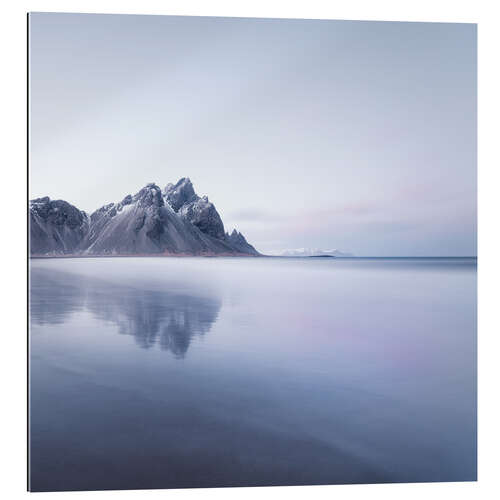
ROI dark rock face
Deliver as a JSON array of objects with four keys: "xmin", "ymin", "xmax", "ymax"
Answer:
[
  {"xmin": 30, "ymin": 197, "xmax": 88, "ymax": 254},
  {"xmin": 165, "ymin": 178, "xmax": 226, "ymax": 242},
  {"xmin": 163, "ymin": 178, "xmax": 197, "ymax": 212},
  {"xmin": 179, "ymin": 196, "xmax": 226, "ymax": 240},
  {"xmin": 225, "ymin": 229, "xmax": 259, "ymax": 255},
  {"xmin": 30, "ymin": 180, "xmax": 260, "ymax": 256},
  {"xmin": 134, "ymin": 184, "xmax": 164, "ymax": 209}
]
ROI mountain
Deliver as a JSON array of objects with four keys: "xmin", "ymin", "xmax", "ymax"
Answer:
[
  {"xmin": 164, "ymin": 178, "xmax": 225, "ymax": 240},
  {"xmin": 30, "ymin": 197, "xmax": 89, "ymax": 254},
  {"xmin": 29, "ymin": 179, "xmax": 259, "ymax": 257},
  {"xmin": 281, "ymin": 248, "xmax": 353, "ymax": 257},
  {"xmin": 225, "ymin": 229, "xmax": 258, "ymax": 255}
]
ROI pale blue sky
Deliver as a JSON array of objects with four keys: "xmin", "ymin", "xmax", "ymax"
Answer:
[{"xmin": 29, "ymin": 13, "xmax": 476, "ymax": 256}]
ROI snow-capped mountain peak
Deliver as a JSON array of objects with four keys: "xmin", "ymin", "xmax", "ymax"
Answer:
[{"xmin": 30, "ymin": 179, "xmax": 259, "ymax": 256}]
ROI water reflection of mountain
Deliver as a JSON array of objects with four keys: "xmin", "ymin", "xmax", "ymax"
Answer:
[
  {"xmin": 86, "ymin": 287, "xmax": 220, "ymax": 357},
  {"xmin": 30, "ymin": 268, "xmax": 221, "ymax": 358}
]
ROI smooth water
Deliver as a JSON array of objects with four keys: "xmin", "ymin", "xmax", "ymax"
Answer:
[{"xmin": 29, "ymin": 257, "xmax": 477, "ymax": 491}]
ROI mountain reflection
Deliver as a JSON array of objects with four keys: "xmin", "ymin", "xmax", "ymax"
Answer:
[
  {"xmin": 86, "ymin": 287, "xmax": 220, "ymax": 357},
  {"xmin": 30, "ymin": 268, "xmax": 221, "ymax": 358}
]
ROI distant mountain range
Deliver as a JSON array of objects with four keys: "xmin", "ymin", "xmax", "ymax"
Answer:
[
  {"xmin": 281, "ymin": 248, "xmax": 353, "ymax": 258},
  {"xmin": 30, "ymin": 178, "xmax": 259, "ymax": 257}
]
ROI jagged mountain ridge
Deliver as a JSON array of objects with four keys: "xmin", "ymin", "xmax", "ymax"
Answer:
[
  {"xmin": 164, "ymin": 178, "xmax": 226, "ymax": 240},
  {"xmin": 30, "ymin": 197, "xmax": 89, "ymax": 254},
  {"xmin": 30, "ymin": 179, "xmax": 259, "ymax": 256}
]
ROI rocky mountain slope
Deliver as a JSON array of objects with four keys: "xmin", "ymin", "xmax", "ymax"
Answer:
[
  {"xmin": 164, "ymin": 178, "xmax": 226, "ymax": 240},
  {"xmin": 30, "ymin": 179, "xmax": 259, "ymax": 256},
  {"xmin": 30, "ymin": 197, "xmax": 89, "ymax": 255}
]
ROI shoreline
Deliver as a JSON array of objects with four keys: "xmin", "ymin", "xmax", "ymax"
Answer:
[
  {"xmin": 29, "ymin": 252, "xmax": 263, "ymax": 260},
  {"xmin": 29, "ymin": 254, "xmax": 476, "ymax": 260}
]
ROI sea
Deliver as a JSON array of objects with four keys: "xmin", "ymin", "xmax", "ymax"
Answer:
[{"xmin": 29, "ymin": 256, "xmax": 477, "ymax": 491}]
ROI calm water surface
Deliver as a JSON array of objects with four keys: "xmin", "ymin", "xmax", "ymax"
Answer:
[{"xmin": 29, "ymin": 257, "xmax": 477, "ymax": 491}]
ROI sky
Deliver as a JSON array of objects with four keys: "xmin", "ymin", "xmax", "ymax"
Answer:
[{"xmin": 29, "ymin": 13, "xmax": 476, "ymax": 256}]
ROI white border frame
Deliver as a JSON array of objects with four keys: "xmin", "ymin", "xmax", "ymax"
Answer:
[{"xmin": 2, "ymin": 1, "xmax": 498, "ymax": 499}]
